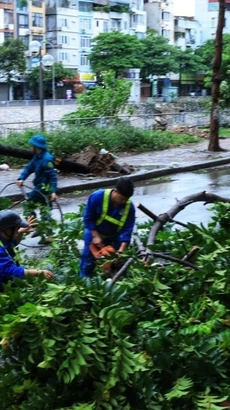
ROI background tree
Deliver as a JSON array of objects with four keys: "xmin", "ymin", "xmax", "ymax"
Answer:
[
  {"xmin": 26, "ymin": 62, "xmax": 75, "ymax": 98},
  {"xmin": 0, "ymin": 38, "xmax": 26, "ymax": 99},
  {"xmin": 88, "ymin": 31, "xmax": 144, "ymax": 77},
  {"xmin": 209, "ymin": 0, "xmax": 226, "ymax": 151},
  {"xmin": 195, "ymin": 34, "xmax": 230, "ymax": 100},
  {"xmin": 140, "ymin": 31, "xmax": 180, "ymax": 79},
  {"xmin": 62, "ymin": 70, "xmax": 132, "ymax": 123},
  {"xmin": 175, "ymin": 48, "xmax": 205, "ymax": 95}
]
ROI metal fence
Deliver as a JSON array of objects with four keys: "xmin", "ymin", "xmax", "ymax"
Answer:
[
  {"xmin": 0, "ymin": 99, "xmax": 76, "ymax": 108},
  {"xmin": 1, "ymin": 111, "xmax": 230, "ymax": 138}
]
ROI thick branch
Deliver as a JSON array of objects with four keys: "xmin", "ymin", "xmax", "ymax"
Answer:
[{"xmin": 147, "ymin": 190, "xmax": 230, "ymax": 247}]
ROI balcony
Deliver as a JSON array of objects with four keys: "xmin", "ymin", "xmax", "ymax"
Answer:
[{"xmin": 174, "ymin": 26, "xmax": 185, "ymax": 34}]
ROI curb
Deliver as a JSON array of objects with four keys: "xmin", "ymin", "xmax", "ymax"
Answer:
[{"xmin": 4, "ymin": 157, "xmax": 230, "ymax": 201}]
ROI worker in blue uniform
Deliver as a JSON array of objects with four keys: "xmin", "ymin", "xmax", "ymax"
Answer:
[
  {"xmin": 79, "ymin": 177, "xmax": 136, "ymax": 278},
  {"xmin": 16, "ymin": 135, "xmax": 57, "ymax": 244},
  {"xmin": 0, "ymin": 210, "xmax": 54, "ymax": 289}
]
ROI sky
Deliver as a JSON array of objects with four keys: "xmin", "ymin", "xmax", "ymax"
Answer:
[{"xmin": 173, "ymin": 0, "xmax": 195, "ymax": 16}]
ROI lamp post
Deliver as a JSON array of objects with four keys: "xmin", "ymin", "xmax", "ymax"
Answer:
[
  {"xmin": 29, "ymin": 40, "xmax": 55, "ymax": 130},
  {"xmin": 42, "ymin": 53, "xmax": 55, "ymax": 100},
  {"xmin": 42, "ymin": 40, "xmax": 56, "ymax": 100}
]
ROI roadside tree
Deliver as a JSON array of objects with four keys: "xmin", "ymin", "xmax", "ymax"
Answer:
[
  {"xmin": 140, "ymin": 31, "xmax": 180, "ymax": 79},
  {"xmin": 88, "ymin": 31, "xmax": 144, "ymax": 77},
  {"xmin": 209, "ymin": 0, "xmax": 226, "ymax": 151},
  {"xmin": 26, "ymin": 62, "xmax": 75, "ymax": 99},
  {"xmin": 62, "ymin": 70, "xmax": 132, "ymax": 124},
  {"xmin": 0, "ymin": 38, "xmax": 26, "ymax": 99}
]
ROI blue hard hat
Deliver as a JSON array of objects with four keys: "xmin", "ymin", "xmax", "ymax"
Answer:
[{"xmin": 29, "ymin": 135, "xmax": 47, "ymax": 150}]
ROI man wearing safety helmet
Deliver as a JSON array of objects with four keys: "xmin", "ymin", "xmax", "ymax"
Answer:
[
  {"xmin": 16, "ymin": 135, "xmax": 57, "ymax": 244},
  {"xmin": 79, "ymin": 177, "xmax": 136, "ymax": 277},
  {"xmin": 0, "ymin": 210, "xmax": 54, "ymax": 288}
]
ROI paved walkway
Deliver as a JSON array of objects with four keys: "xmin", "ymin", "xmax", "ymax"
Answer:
[{"xmin": 1, "ymin": 139, "xmax": 230, "ymax": 200}]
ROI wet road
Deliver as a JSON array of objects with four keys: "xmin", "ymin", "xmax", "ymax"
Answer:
[{"xmin": 14, "ymin": 166, "xmax": 230, "ymax": 227}]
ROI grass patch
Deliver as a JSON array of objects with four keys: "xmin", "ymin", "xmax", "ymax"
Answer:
[{"xmin": 0, "ymin": 125, "xmax": 201, "ymax": 167}]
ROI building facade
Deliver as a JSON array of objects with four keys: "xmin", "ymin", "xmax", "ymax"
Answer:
[
  {"xmin": 195, "ymin": 0, "xmax": 230, "ymax": 44},
  {"xmin": 174, "ymin": 16, "xmax": 201, "ymax": 50},
  {"xmin": 144, "ymin": 0, "xmax": 174, "ymax": 44}
]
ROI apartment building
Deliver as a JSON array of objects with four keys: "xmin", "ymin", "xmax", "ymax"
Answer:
[
  {"xmin": 144, "ymin": 0, "xmax": 174, "ymax": 45},
  {"xmin": 195, "ymin": 0, "xmax": 230, "ymax": 44},
  {"xmin": 0, "ymin": 0, "xmax": 14, "ymax": 44},
  {"xmin": 174, "ymin": 16, "xmax": 202, "ymax": 50}
]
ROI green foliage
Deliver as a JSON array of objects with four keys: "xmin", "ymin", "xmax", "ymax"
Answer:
[
  {"xmin": 0, "ymin": 203, "xmax": 230, "ymax": 408},
  {"xmin": 0, "ymin": 125, "xmax": 200, "ymax": 167},
  {"xmin": 195, "ymin": 34, "xmax": 230, "ymax": 106},
  {"xmin": 0, "ymin": 197, "xmax": 12, "ymax": 210},
  {"xmin": 88, "ymin": 32, "xmax": 144, "ymax": 76},
  {"xmin": 140, "ymin": 31, "xmax": 180, "ymax": 78},
  {"xmin": 63, "ymin": 71, "xmax": 132, "ymax": 123},
  {"xmin": 27, "ymin": 62, "xmax": 75, "ymax": 95},
  {"xmin": 0, "ymin": 38, "xmax": 26, "ymax": 84}
]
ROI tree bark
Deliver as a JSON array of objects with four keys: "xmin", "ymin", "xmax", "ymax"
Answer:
[
  {"xmin": 147, "ymin": 190, "xmax": 230, "ymax": 247},
  {"xmin": 209, "ymin": 0, "xmax": 226, "ymax": 151},
  {"xmin": 0, "ymin": 145, "xmax": 89, "ymax": 174}
]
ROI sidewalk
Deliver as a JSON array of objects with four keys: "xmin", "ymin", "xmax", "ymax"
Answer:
[{"xmin": 1, "ymin": 139, "xmax": 230, "ymax": 200}]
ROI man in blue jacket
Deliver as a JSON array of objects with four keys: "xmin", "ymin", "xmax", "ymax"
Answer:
[
  {"xmin": 17, "ymin": 135, "xmax": 57, "ymax": 244},
  {"xmin": 0, "ymin": 210, "xmax": 54, "ymax": 289},
  {"xmin": 79, "ymin": 177, "xmax": 136, "ymax": 278}
]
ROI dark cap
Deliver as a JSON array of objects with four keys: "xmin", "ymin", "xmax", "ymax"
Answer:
[
  {"xmin": 0, "ymin": 210, "xmax": 28, "ymax": 231},
  {"xmin": 115, "ymin": 177, "xmax": 134, "ymax": 198}
]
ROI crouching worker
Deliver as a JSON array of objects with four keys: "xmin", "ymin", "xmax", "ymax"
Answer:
[
  {"xmin": 0, "ymin": 210, "xmax": 54, "ymax": 289},
  {"xmin": 79, "ymin": 177, "xmax": 136, "ymax": 278}
]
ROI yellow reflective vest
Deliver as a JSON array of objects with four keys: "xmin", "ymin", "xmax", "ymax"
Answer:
[{"xmin": 96, "ymin": 189, "xmax": 131, "ymax": 231}]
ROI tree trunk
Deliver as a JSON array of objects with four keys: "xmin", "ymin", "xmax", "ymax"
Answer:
[
  {"xmin": 209, "ymin": 0, "xmax": 226, "ymax": 151},
  {"xmin": 0, "ymin": 145, "xmax": 89, "ymax": 174}
]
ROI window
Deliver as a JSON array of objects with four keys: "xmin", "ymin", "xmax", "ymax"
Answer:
[
  {"xmin": 59, "ymin": 35, "xmax": 69, "ymax": 44},
  {"xmin": 80, "ymin": 54, "xmax": 90, "ymax": 66},
  {"xmin": 4, "ymin": 10, "xmax": 13, "ymax": 25},
  {"xmin": 18, "ymin": 14, "xmax": 28, "ymax": 28},
  {"xmin": 162, "ymin": 29, "xmax": 170, "ymax": 38},
  {"xmin": 20, "ymin": 35, "xmax": 29, "ymax": 48},
  {"xmin": 96, "ymin": 20, "xmax": 99, "ymax": 27},
  {"xmin": 79, "ymin": 1, "xmax": 92, "ymax": 12},
  {"xmin": 60, "ymin": 18, "xmax": 68, "ymax": 27},
  {"xmin": 32, "ymin": 12, "xmax": 43, "ymax": 27},
  {"xmin": 32, "ymin": 0, "xmax": 43, "ymax": 7},
  {"xmin": 162, "ymin": 11, "xmax": 170, "ymax": 20},
  {"xmin": 208, "ymin": 1, "xmax": 219, "ymax": 11},
  {"xmin": 33, "ymin": 35, "xmax": 43, "ymax": 42},
  {"xmin": 80, "ymin": 18, "xmax": 92, "ymax": 30},
  {"xmin": 103, "ymin": 21, "xmax": 108, "ymax": 32},
  {"xmin": 59, "ymin": 51, "xmax": 70, "ymax": 61},
  {"xmin": 211, "ymin": 17, "xmax": 216, "ymax": 27},
  {"xmin": 4, "ymin": 32, "xmax": 13, "ymax": 40},
  {"xmin": 132, "ymin": 14, "xmax": 144, "ymax": 25},
  {"xmin": 80, "ymin": 36, "xmax": 91, "ymax": 48}
]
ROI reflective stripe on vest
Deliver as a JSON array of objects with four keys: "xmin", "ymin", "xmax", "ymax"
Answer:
[{"xmin": 96, "ymin": 189, "xmax": 131, "ymax": 230}]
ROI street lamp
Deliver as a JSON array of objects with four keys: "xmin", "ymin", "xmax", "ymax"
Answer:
[
  {"xmin": 42, "ymin": 39, "xmax": 56, "ymax": 100},
  {"xmin": 42, "ymin": 53, "xmax": 55, "ymax": 101},
  {"xmin": 29, "ymin": 40, "xmax": 55, "ymax": 130}
]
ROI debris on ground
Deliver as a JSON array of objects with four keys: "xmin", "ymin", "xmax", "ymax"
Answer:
[
  {"xmin": 67, "ymin": 145, "xmax": 133, "ymax": 176},
  {"xmin": 0, "ymin": 163, "xmax": 10, "ymax": 171},
  {"xmin": 155, "ymin": 116, "xmax": 167, "ymax": 130},
  {"xmin": 169, "ymin": 125, "xmax": 210, "ymax": 138}
]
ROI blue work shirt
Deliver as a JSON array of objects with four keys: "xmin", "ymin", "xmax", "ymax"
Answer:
[
  {"xmin": 18, "ymin": 150, "xmax": 57, "ymax": 193},
  {"xmin": 0, "ymin": 236, "xmax": 24, "ymax": 287},
  {"xmin": 83, "ymin": 189, "xmax": 135, "ymax": 243}
]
